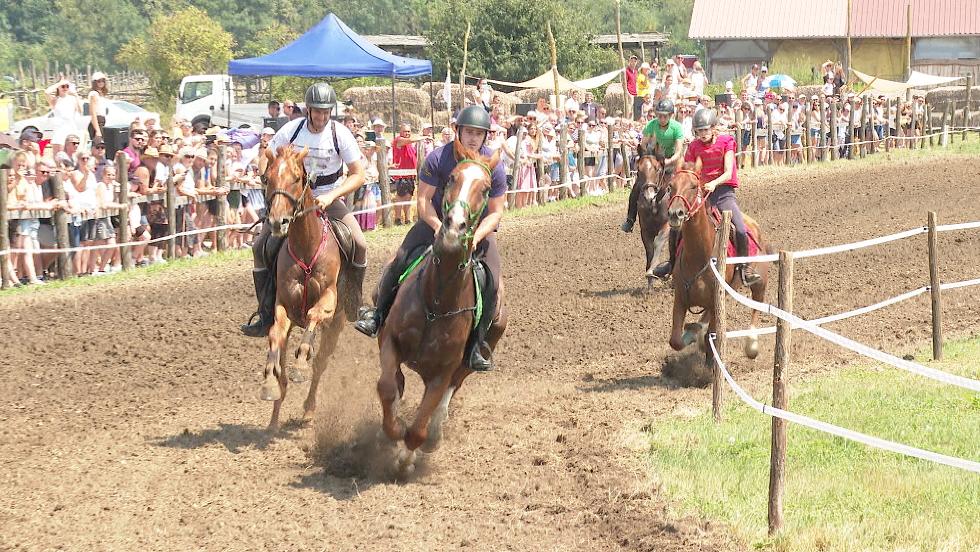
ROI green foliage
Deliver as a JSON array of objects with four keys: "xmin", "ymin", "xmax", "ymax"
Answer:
[
  {"xmin": 116, "ymin": 7, "xmax": 234, "ymax": 104},
  {"xmin": 424, "ymin": 0, "xmax": 618, "ymax": 83}
]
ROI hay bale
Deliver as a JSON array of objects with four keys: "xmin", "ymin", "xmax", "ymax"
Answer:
[
  {"xmin": 418, "ymin": 82, "xmax": 478, "ymax": 111},
  {"xmin": 603, "ymin": 83, "xmax": 629, "ymax": 117},
  {"xmin": 341, "ymin": 85, "xmax": 430, "ymax": 127}
]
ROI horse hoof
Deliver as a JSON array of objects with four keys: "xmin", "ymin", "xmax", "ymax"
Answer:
[
  {"xmin": 288, "ymin": 367, "xmax": 307, "ymax": 384},
  {"xmin": 259, "ymin": 378, "xmax": 281, "ymax": 402},
  {"xmin": 421, "ymin": 430, "xmax": 443, "ymax": 453}
]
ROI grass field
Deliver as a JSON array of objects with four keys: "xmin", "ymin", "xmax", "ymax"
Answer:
[{"xmin": 644, "ymin": 337, "xmax": 980, "ymax": 551}]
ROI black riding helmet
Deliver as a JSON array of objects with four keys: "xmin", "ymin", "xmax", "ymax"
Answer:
[
  {"xmin": 455, "ymin": 105, "xmax": 492, "ymax": 132},
  {"xmin": 654, "ymin": 98, "xmax": 675, "ymax": 115},
  {"xmin": 692, "ymin": 108, "xmax": 718, "ymax": 131},
  {"xmin": 305, "ymin": 82, "xmax": 337, "ymax": 110}
]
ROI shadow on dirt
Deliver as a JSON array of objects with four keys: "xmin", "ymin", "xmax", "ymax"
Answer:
[{"xmin": 152, "ymin": 419, "xmax": 306, "ymax": 454}]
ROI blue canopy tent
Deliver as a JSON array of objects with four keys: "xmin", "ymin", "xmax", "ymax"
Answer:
[{"xmin": 228, "ymin": 13, "xmax": 433, "ymax": 136}]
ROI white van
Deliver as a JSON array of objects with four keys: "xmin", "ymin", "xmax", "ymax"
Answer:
[{"xmin": 176, "ymin": 74, "xmax": 347, "ymax": 130}]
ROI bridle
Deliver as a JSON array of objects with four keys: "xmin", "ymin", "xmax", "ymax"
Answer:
[
  {"xmin": 667, "ymin": 169, "xmax": 710, "ymax": 222},
  {"xmin": 440, "ymin": 157, "xmax": 491, "ymax": 268},
  {"xmin": 263, "ymin": 160, "xmax": 319, "ymax": 231}
]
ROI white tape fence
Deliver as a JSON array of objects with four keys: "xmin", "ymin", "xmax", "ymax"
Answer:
[{"xmin": 707, "ymin": 335, "xmax": 980, "ymax": 474}]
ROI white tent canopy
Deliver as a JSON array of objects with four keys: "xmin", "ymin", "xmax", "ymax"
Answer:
[
  {"xmin": 480, "ymin": 67, "xmax": 624, "ymax": 91},
  {"xmin": 851, "ymin": 68, "xmax": 965, "ymax": 97}
]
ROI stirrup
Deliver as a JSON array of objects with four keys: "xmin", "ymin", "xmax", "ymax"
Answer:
[
  {"xmin": 740, "ymin": 265, "xmax": 762, "ymax": 286},
  {"xmin": 651, "ymin": 261, "xmax": 673, "ymax": 280},
  {"xmin": 468, "ymin": 342, "xmax": 493, "ymax": 372},
  {"xmin": 353, "ymin": 309, "xmax": 380, "ymax": 337}
]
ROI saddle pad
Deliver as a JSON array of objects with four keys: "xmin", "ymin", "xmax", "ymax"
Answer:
[
  {"xmin": 676, "ymin": 214, "xmax": 761, "ymax": 258},
  {"xmin": 326, "ymin": 217, "xmax": 355, "ymax": 263}
]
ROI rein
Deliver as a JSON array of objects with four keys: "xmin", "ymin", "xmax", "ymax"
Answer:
[{"xmin": 667, "ymin": 169, "xmax": 710, "ymax": 219}]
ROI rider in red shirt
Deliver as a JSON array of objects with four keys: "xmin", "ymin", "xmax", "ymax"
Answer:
[{"xmin": 651, "ymin": 109, "xmax": 761, "ymax": 285}]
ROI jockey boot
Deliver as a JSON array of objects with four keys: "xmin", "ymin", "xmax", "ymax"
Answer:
[
  {"xmin": 354, "ymin": 261, "xmax": 400, "ymax": 337},
  {"xmin": 621, "ymin": 181, "xmax": 643, "ymax": 233},
  {"xmin": 345, "ymin": 262, "xmax": 367, "ymax": 322},
  {"xmin": 241, "ymin": 268, "xmax": 275, "ymax": 337},
  {"xmin": 651, "ymin": 228, "xmax": 679, "ymax": 279},
  {"xmin": 735, "ymin": 232, "xmax": 762, "ymax": 287},
  {"xmin": 466, "ymin": 267, "xmax": 498, "ymax": 372}
]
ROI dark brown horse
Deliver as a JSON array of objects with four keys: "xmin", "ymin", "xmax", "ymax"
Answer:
[
  {"xmin": 376, "ymin": 143, "xmax": 507, "ymax": 475},
  {"xmin": 665, "ymin": 162, "xmax": 770, "ymax": 361},
  {"xmin": 634, "ymin": 154, "xmax": 672, "ymax": 291},
  {"xmin": 258, "ymin": 147, "xmax": 348, "ymax": 430}
]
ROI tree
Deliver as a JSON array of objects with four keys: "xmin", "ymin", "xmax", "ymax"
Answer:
[
  {"xmin": 43, "ymin": 0, "xmax": 146, "ymax": 73},
  {"xmin": 425, "ymin": 0, "xmax": 617, "ymax": 83},
  {"xmin": 117, "ymin": 7, "xmax": 234, "ymax": 105}
]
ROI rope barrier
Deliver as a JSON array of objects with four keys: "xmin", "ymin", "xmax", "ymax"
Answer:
[
  {"xmin": 706, "ymin": 335, "xmax": 980, "ymax": 474},
  {"xmin": 708, "ymin": 261, "xmax": 980, "ymax": 392},
  {"xmin": 729, "ymin": 130, "xmax": 946, "ymax": 155}
]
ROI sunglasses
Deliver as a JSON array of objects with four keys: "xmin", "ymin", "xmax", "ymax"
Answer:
[
  {"xmin": 183, "ymin": 155, "xmax": 193, "ymax": 159},
  {"xmin": 69, "ymin": 141, "xmax": 80, "ymax": 145},
  {"xmin": 60, "ymin": 85, "xmax": 70, "ymax": 89}
]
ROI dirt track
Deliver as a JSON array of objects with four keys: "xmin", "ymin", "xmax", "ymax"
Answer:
[{"xmin": 2, "ymin": 156, "xmax": 979, "ymax": 551}]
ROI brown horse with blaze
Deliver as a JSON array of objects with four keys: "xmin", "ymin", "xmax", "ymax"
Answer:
[{"xmin": 376, "ymin": 141, "xmax": 508, "ymax": 475}]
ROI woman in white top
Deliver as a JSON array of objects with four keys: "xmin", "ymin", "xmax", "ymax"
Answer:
[
  {"xmin": 88, "ymin": 72, "xmax": 110, "ymax": 140},
  {"xmin": 689, "ymin": 61, "xmax": 708, "ymax": 96},
  {"xmin": 46, "ymin": 77, "xmax": 83, "ymax": 157},
  {"xmin": 67, "ymin": 153, "xmax": 101, "ymax": 275}
]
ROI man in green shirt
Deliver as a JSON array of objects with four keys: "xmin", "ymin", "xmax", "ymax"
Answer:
[{"xmin": 622, "ymin": 99, "xmax": 684, "ymax": 232}]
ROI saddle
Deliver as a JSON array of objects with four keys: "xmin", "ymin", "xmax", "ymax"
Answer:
[
  {"xmin": 325, "ymin": 216, "xmax": 355, "ymax": 264},
  {"xmin": 675, "ymin": 208, "xmax": 761, "ymax": 258}
]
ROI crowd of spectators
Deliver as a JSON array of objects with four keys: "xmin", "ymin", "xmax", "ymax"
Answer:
[{"xmin": 2, "ymin": 60, "xmax": 945, "ymax": 287}]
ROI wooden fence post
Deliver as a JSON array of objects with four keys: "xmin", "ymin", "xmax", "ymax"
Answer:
[
  {"xmin": 606, "ymin": 123, "xmax": 615, "ymax": 191},
  {"xmin": 909, "ymin": 100, "xmax": 918, "ymax": 150},
  {"xmin": 50, "ymin": 172, "xmax": 73, "ymax": 279},
  {"xmin": 830, "ymin": 100, "xmax": 839, "ymax": 161},
  {"xmin": 711, "ymin": 210, "xmax": 732, "ymax": 423},
  {"xmin": 801, "ymin": 101, "xmax": 811, "ymax": 164},
  {"xmin": 847, "ymin": 97, "xmax": 856, "ymax": 159},
  {"xmin": 926, "ymin": 104, "xmax": 934, "ymax": 148},
  {"xmin": 885, "ymin": 98, "xmax": 892, "ymax": 152},
  {"xmin": 114, "ymin": 153, "xmax": 133, "ymax": 270},
  {"xmin": 375, "ymin": 137, "xmax": 392, "ymax": 227},
  {"xmin": 576, "ymin": 126, "xmax": 586, "ymax": 196},
  {"xmin": 215, "ymin": 145, "xmax": 228, "ymax": 252},
  {"xmin": 558, "ymin": 123, "xmax": 569, "ymax": 200},
  {"xmin": 765, "ymin": 108, "xmax": 773, "ymax": 166},
  {"xmin": 940, "ymin": 102, "xmax": 949, "ymax": 147},
  {"xmin": 166, "ymin": 174, "xmax": 177, "ymax": 259},
  {"xmin": 0, "ymin": 169, "xmax": 18, "ymax": 288},
  {"xmin": 510, "ymin": 127, "xmax": 525, "ymax": 209},
  {"xmin": 963, "ymin": 73, "xmax": 972, "ymax": 141},
  {"xmin": 768, "ymin": 250, "xmax": 794, "ymax": 537},
  {"xmin": 735, "ymin": 108, "xmax": 744, "ymax": 168},
  {"xmin": 535, "ymin": 155, "xmax": 546, "ymax": 207},
  {"xmin": 819, "ymin": 94, "xmax": 828, "ymax": 162},
  {"xmin": 927, "ymin": 211, "xmax": 943, "ymax": 361}
]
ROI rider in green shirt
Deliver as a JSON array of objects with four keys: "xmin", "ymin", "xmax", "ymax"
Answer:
[{"xmin": 622, "ymin": 99, "xmax": 685, "ymax": 232}]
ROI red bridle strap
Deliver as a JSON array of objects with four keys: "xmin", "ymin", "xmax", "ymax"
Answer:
[{"xmin": 667, "ymin": 169, "xmax": 709, "ymax": 218}]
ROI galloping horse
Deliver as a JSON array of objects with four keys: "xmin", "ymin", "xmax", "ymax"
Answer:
[
  {"xmin": 259, "ymin": 146, "xmax": 352, "ymax": 430},
  {"xmin": 634, "ymin": 154, "xmax": 672, "ymax": 291},
  {"xmin": 377, "ymin": 144, "xmax": 507, "ymax": 474},
  {"xmin": 665, "ymin": 162, "xmax": 770, "ymax": 361}
]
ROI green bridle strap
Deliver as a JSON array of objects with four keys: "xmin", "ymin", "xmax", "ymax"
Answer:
[{"xmin": 442, "ymin": 158, "xmax": 492, "ymax": 266}]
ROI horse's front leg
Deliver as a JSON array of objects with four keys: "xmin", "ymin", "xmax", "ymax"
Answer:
[
  {"xmin": 377, "ymin": 337, "xmax": 406, "ymax": 443},
  {"xmin": 302, "ymin": 313, "xmax": 343, "ymax": 422},
  {"xmin": 405, "ymin": 371, "xmax": 453, "ymax": 452},
  {"xmin": 668, "ymin": 294, "xmax": 689, "ymax": 351},
  {"xmin": 261, "ymin": 304, "xmax": 292, "ymax": 431},
  {"xmin": 292, "ymin": 287, "xmax": 337, "ymax": 383}
]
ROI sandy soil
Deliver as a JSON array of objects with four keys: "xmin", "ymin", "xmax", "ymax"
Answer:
[{"xmin": 2, "ymin": 156, "xmax": 978, "ymax": 551}]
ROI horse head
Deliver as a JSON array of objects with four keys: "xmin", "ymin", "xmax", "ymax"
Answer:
[
  {"xmin": 636, "ymin": 154, "xmax": 668, "ymax": 205},
  {"xmin": 667, "ymin": 159, "xmax": 706, "ymax": 229},
  {"xmin": 436, "ymin": 140, "xmax": 501, "ymax": 262},
  {"xmin": 263, "ymin": 146, "xmax": 310, "ymax": 237}
]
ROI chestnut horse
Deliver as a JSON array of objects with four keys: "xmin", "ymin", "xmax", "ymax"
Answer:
[
  {"xmin": 377, "ymin": 144, "xmax": 507, "ymax": 475},
  {"xmin": 634, "ymin": 154, "xmax": 672, "ymax": 291},
  {"xmin": 665, "ymin": 162, "xmax": 770, "ymax": 361},
  {"xmin": 258, "ymin": 147, "xmax": 349, "ymax": 430}
]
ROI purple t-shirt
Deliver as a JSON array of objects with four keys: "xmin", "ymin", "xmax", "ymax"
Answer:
[{"xmin": 418, "ymin": 143, "xmax": 506, "ymax": 220}]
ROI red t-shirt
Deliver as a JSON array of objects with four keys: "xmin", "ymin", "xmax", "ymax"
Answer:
[
  {"xmin": 392, "ymin": 139, "xmax": 418, "ymax": 170},
  {"xmin": 684, "ymin": 133, "xmax": 739, "ymax": 189},
  {"xmin": 625, "ymin": 67, "xmax": 638, "ymax": 96}
]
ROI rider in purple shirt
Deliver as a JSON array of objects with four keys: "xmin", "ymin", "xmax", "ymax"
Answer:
[{"xmin": 355, "ymin": 106, "xmax": 506, "ymax": 371}]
